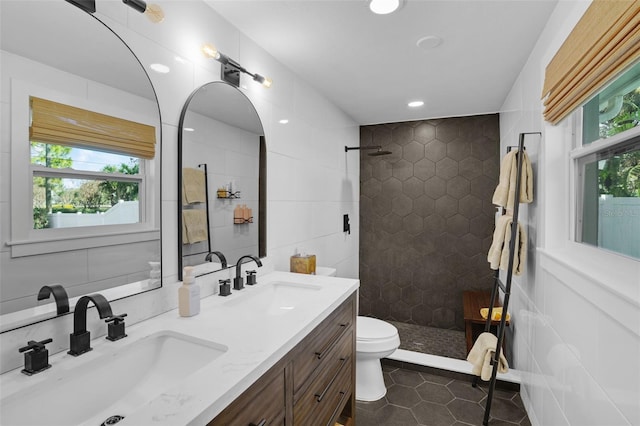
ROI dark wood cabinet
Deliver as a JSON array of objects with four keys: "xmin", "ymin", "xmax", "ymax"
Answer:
[{"xmin": 209, "ymin": 293, "xmax": 356, "ymax": 426}]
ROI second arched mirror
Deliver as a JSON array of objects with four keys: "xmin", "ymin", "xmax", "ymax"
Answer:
[{"xmin": 178, "ymin": 82, "xmax": 266, "ymax": 280}]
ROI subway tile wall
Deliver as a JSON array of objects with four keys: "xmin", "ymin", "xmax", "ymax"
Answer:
[{"xmin": 358, "ymin": 115, "xmax": 500, "ymax": 330}]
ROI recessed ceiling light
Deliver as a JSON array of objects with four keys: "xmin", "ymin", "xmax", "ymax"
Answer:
[
  {"xmin": 369, "ymin": 0, "xmax": 402, "ymax": 15},
  {"xmin": 149, "ymin": 63, "xmax": 170, "ymax": 74},
  {"xmin": 417, "ymin": 35, "xmax": 444, "ymax": 50},
  {"xmin": 408, "ymin": 101, "xmax": 424, "ymax": 108},
  {"xmin": 279, "ymin": 119, "xmax": 289, "ymax": 124}
]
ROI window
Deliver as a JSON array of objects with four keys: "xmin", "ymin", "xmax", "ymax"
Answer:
[
  {"xmin": 28, "ymin": 96, "xmax": 156, "ymax": 231},
  {"xmin": 575, "ymin": 61, "xmax": 640, "ymax": 260},
  {"xmin": 31, "ymin": 143, "xmax": 142, "ymax": 229}
]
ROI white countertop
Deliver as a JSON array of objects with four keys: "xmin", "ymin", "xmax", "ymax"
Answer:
[{"xmin": 0, "ymin": 271, "xmax": 359, "ymax": 425}]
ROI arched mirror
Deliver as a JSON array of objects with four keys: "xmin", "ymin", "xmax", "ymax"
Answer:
[
  {"xmin": 0, "ymin": 0, "xmax": 162, "ymax": 331},
  {"xmin": 178, "ymin": 82, "xmax": 265, "ymax": 279}
]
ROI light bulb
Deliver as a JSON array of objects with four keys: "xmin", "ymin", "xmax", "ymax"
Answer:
[
  {"xmin": 201, "ymin": 43, "xmax": 219, "ymax": 60},
  {"xmin": 144, "ymin": 3, "xmax": 164, "ymax": 23}
]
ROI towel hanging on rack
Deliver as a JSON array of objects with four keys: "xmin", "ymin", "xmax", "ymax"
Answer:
[
  {"xmin": 182, "ymin": 167, "xmax": 207, "ymax": 205},
  {"xmin": 487, "ymin": 214, "xmax": 527, "ymax": 275},
  {"xmin": 182, "ymin": 209, "xmax": 208, "ymax": 244},
  {"xmin": 492, "ymin": 149, "xmax": 533, "ymax": 209},
  {"xmin": 467, "ymin": 332, "xmax": 509, "ymax": 381}
]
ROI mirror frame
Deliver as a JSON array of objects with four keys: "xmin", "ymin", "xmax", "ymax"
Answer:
[
  {"xmin": 177, "ymin": 81, "xmax": 266, "ymax": 280},
  {"xmin": 0, "ymin": 1, "xmax": 163, "ymax": 332}
]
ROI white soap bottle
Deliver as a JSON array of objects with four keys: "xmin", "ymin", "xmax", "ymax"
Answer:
[{"xmin": 179, "ymin": 266, "xmax": 200, "ymax": 317}]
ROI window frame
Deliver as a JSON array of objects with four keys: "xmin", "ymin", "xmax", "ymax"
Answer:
[
  {"xmin": 571, "ymin": 100, "xmax": 640, "ymax": 260},
  {"xmin": 8, "ymin": 80, "xmax": 159, "ymax": 258}
]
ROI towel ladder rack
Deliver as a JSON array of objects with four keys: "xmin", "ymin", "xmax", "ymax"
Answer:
[{"xmin": 474, "ymin": 132, "xmax": 540, "ymax": 425}]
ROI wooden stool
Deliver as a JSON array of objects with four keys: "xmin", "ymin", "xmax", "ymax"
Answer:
[{"xmin": 463, "ymin": 291, "xmax": 509, "ymax": 354}]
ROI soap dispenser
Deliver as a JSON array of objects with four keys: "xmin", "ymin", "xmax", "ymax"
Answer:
[{"xmin": 179, "ymin": 266, "xmax": 200, "ymax": 317}]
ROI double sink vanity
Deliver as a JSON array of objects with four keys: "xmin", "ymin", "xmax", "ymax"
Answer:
[{"xmin": 0, "ymin": 272, "xmax": 359, "ymax": 426}]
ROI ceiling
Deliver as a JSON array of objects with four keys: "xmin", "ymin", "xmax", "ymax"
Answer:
[{"xmin": 205, "ymin": 0, "xmax": 558, "ymax": 125}]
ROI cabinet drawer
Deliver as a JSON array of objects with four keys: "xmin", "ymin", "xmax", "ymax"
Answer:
[
  {"xmin": 293, "ymin": 330, "xmax": 353, "ymax": 426},
  {"xmin": 208, "ymin": 365, "xmax": 286, "ymax": 426},
  {"xmin": 292, "ymin": 297, "xmax": 354, "ymax": 396}
]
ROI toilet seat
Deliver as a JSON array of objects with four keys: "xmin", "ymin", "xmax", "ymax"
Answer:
[{"xmin": 357, "ymin": 316, "xmax": 398, "ymax": 341}]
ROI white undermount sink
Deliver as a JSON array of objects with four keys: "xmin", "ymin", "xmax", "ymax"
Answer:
[
  {"xmin": 0, "ymin": 330, "xmax": 227, "ymax": 426},
  {"xmin": 224, "ymin": 281, "xmax": 322, "ymax": 315}
]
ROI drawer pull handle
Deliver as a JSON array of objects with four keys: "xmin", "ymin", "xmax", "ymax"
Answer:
[
  {"xmin": 326, "ymin": 391, "xmax": 349, "ymax": 426},
  {"xmin": 314, "ymin": 323, "xmax": 348, "ymax": 360},
  {"xmin": 249, "ymin": 419, "xmax": 266, "ymax": 426},
  {"xmin": 315, "ymin": 356, "xmax": 348, "ymax": 403}
]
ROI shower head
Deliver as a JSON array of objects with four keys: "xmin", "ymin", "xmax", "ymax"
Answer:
[{"xmin": 344, "ymin": 145, "xmax": 392, "ymax": 156}]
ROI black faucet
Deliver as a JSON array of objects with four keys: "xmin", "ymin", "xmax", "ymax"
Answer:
[
  {"xmin": 19, "ymin": 338, "xmax": 53, "ymax": 375},
  {"xmin": 37, "ymin": 284, "xmax": 69, "ymax": 315},
  {"xmin": 205, "ymin": 251, "xmax": 228, "ymax": 268},
  {"xmin": 68, "ymin": 294, "xmax": 112, "ymax": 356},
  {"xmin": 234, "ymin": 255, "xmax": 262, "ymax": 290}
]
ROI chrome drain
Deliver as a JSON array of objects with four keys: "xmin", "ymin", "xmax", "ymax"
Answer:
[{"xmin": 101, "ymin": 415, "xmax": 125, "ymax": 425}]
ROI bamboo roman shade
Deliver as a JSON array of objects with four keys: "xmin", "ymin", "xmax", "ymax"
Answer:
[
  {"xmin": 29, "ymin": 96, "xmax": 157, "ymax": 159},
  {"xmin": 542, "ymin": 0, "xmax": 640, "ymax": 125}
]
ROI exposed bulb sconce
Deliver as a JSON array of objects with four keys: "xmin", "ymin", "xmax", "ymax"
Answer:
[
  {"xmin": 345, "ymin": 146, "xmax": 393, "ymax": 156},
  {"xmin": 202, "ymin": 43, "xmax": 272, "ymax": 89},
  {"xmin": 122, "ymin": 0, "xmax": 165, "ymax": 23}
]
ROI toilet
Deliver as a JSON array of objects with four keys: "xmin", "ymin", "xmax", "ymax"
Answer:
[
  {"xmin": 355, "ymin": 316, "xmax": 400, "ymax": 401},
  {"xmin": 315, "ymin": 267, "xmax": 401, "ymax": 402}
]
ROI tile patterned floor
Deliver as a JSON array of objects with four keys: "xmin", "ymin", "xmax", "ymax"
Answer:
[
  {"xmin": 356, "ymin": 364, "xmax": 530, "ymax": 426},
  {"xmin": 389, "ymin": 321, "xmax": 468, "ymax": 360}
]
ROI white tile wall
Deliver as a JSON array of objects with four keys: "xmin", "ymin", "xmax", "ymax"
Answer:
[
  {"xmin": 500, "ymin": 1, "xmax": 640, "ymax": 425},
  {"xmin": 0, "ymin": 0, "xmax": 358, "ymax": 373}
]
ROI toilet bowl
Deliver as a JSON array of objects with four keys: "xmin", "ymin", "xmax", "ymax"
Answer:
[
  {"xmin": 313, "ymin": 267, "xmax": 400, "ymax": 402},
  {"xmin": 356, "ymin": 316, "xmax": 400, "ymax": 401}
]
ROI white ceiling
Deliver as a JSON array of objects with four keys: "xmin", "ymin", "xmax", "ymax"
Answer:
[{"xmin": 205, "ymin": 0, "xmax": 558, "ymax": 125}]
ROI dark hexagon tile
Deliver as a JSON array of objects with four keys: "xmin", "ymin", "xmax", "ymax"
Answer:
[
  {"xmin": 390, "ymin": 300, "xmax": 412, "ymax": 322},
  {"xmin": 415, "ymin": 158, "xmax": 436, "ymax": 181},
  {"xmin": 403, "ymin": 140, "xmax": 426, "ymax": 162},
  {"xmin": 420, "ymin": 372, "xmax": 454, "ymax": 385},
  {"xmin": 392, "ymin": 193, "xmax": 413, "ymax": 217},
  {"xmin": 392, "ymin": 159, "xmax": 414, "ymax": 181},
  {"xmin": 372, "ymin": 195, "xmax": 393, "ymax": 216},
  {"xmin": 411, "ymin": 401, "xmax": 457, "ymax": 426},
  {"xmin": 373, "ymin": 404, "xmax": 421, "ymax": 426},
  {"xmin": 445, "ymin": 214, "xmax": 469, "ymax": 237},
  {"xmin": 425, "ymin": 176, "xmax": 447, "ymax": 199},
  {"xmin": 372, "ymin": 125, "xmax": 392, "ymax": 145},
  {"xmin": 403, "ymin": 213, "xmax": 424, "ymax": 235},
  {"xmin": 386, "ymin": 384, "xmax": 423, "ymax": 408},
  {"xmin": 446, "ymin": 380, "xmax": 487, "ymax": 403},
  {"xmin": 362, "ymin": 178, "xmax": 382, "ymax": 198},
  {"xmin": 471, "ymin": 135, "xmax": 498, "ymax": 160},
  {"xmin": 435, "ymin": 195, "xmax": 458, "ymax": 218},
  {"xmin": 401, "ymin": 284, "xmax": 422, "ymax": 308},
  {"xmin": 470, "ymin": 215, "xmax": 493, "ymax": 238},
  {"xmin": 447, "ymin": 398, "xmax": 485, "ymax": 425},
  {"xmin": 470, "ymin": 174, "xmax": 496, "ymax": 199},
  {"xmin": 423, "ymin": 215, "xmax": 446, "ymax": 237},
  {"xmin": 459, "ymin": 195, "xmax": 483, "ymax": 219},
  {"xmin": 460, "ymin": 156, "xmax": 484, "ymax": 180},
  {"xmin": 382, "ymin": 176, "xmax": 403, "ymax": 196},
  {"xmin": 372, "ymin": 159, "xmax": 393, "ymax": 181},
  {"xmin": 403, "ymin": 177, "xmax": 425, "ymax": 199},
  {"xmin": 457, "ymin": 233, "xmax": 482, "ymax": 258},
  {"xmin": 425, "ymin": 140, "xmax": 447, "ymax": 161},
  {"xmin": 447, "ymin": 139, "xmax": 471, "ymax": 161},
  {"xmin": 414, "ymin": 195, "xmax": 435, "ymax": 217},
  {"xmin": 357, "ymin": 396, "xmax": 389, "ymax": 413},
  {"xmin": 381, "ymin": 213, "xmax": 403, "ymax": 235},
  {"xmin": 436, "ymin": 157, "xmax": 459, "ymax": 180},
  {"xmin": 389, "ymin": 368, "xmax": 427, "ymax": 388},
  {"xmin": 446, "ymin": 175, "xmax": 471, "ymax": 199},
  {"xmin": 392, "ymin": 125, "xmax": 414, "ymax": 146},
  {"xmin": 489, "ymin": 397, "xmax": 528, "ymax": 424},
  {"xmin": 436, "ymin": 121, "xmax": 459, "ymax": 142},
  {"xmin": 430, "ymin": 307, "xmax": 456, "ymax": 328},
  {"xmin": 416, "ymin": 381, "xmax": 455, "ymax": 404},
  {"xmin": 415, "ymin": 123, "xmax": 436, "ymax": 143},
  {"xmin": 355, "ymin": 406, "xmax": 383, "ymax": 426}
]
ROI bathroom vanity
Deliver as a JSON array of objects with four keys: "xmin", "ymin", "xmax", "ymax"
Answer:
[{"xmin": 0, "ymin": 272, "xmax": 358, "ymax": 426}]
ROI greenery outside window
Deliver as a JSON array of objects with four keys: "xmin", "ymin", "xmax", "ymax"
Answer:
[
  {"xmin": 31, "ymin": 143, "xmax": 142, "ymax": 230},
  {"xmin": 575, "ymin": 61, "xmax": 640, "ymax": 260}
]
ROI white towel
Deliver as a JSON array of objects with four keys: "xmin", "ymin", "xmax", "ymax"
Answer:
[
  {"xmin": 492, "ymin": 149, "xmax": 533, "ymax": 209},
  {"xmin": 467, "ymin": 332, "xmax": 509, "ymax": 381},
  {"xmin": 487, "ymin": 214, "xmax": 527, "ymax": 275}
]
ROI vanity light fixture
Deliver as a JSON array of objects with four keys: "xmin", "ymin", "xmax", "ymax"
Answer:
[
  {"xmin": 369, "ymin": 0, "xmax": 403, "ymax": 15},
  {"xmin": 122, "ymin": 0, "xmax": 165, "ymax": 23},
  {"xmin": 201, "ymin": 43, "xmax": 272, "ymax": 89},
  {"xmin": 65, "ymin": 0, "xmax": 96, "ymax": 14}
]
